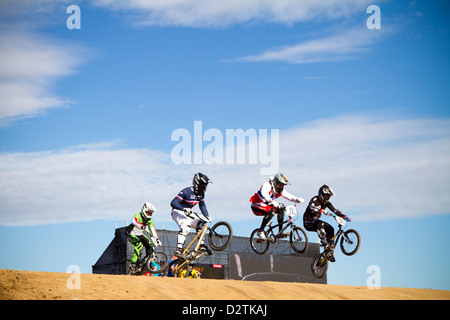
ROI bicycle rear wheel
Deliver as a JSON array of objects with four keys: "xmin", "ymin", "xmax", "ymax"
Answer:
[
  {"xmin": 289, "ymin": 226, "xmax": 309, "ymax": 254},
  {"xmin": 340, "ymin": 229, "xmax": 361, "ymax": 256},
  {"xmin": 250, "ymin": 228, "xmax": 270, "ymax": 255},
  {"xmin": 146, "ymin": 251, "xmax": 169, "ymax": 274},
  {"xmin": 311, "ymin": 253, "xmax": 328, "ymax": 278},
  {"xmin": 208, "ymin": 221, "xmax": 233, "ymax": 251}
]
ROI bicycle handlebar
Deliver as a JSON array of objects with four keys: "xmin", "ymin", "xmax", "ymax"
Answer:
[
  {"xmin": 323, "ymin": 211, "xmax": 351, "ymax": 225},
  {"xmin": 186, "ymin": 210, "xmax": 212, "ymax": 223}
]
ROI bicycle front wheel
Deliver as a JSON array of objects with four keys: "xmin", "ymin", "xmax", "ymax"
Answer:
[
  {"xmin": 289, "ymin": 226, "xmax": 309, "ymax": 254},
  {"xmin": 311, "ymin": 253, "xmax": 328, "ymax": 279},
  {"xmin": 208, "ymin": 221, "xmax": 233, "ymax": 251},
  {"xmin": 340, "ymin": 229, "xmax": 361, "ymax": 256},
  {"xmin": 250, "ymin": 228, "xmax": 269, "ymax": 255},
  {"xmin": 146, "ymin": 251, "xmax": 169, "ymax": 274}
]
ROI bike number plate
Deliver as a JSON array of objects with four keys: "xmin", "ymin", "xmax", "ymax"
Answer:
[{"xmin": 335, "ymin": 216, "xmax": 346, "ymax": 226}]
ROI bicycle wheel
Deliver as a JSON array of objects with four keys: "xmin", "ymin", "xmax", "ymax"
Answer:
[
  {"xmin": 311, "ymin": 253, "xmax": 328, "ymax": 278},
  {"xmin": 289, "ymin": 226, "xmax": 309, "ymax": 254},
  {"xmin": 340, "ymin": 229, "xmax": 361, "ymax": 256},
  {"xmin": 165, "ymin": 259, "xmax": 189, "ymax": 278},
  {"xmin": 146, "ymin": 251, "xmax": 168, "ymax": 274},
  {"xmin": 250, "ymin": 228, "xmax": 270, "ymax": 255},
  {"xmin": 208, "ymin": 221, "xmax": 233, "ymax": 251}
]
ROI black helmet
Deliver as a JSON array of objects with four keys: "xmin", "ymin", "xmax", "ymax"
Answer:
[
  {"xmin": 318, "ymin": 185, "xmax": 335, "ymax": 203},
  {"xmin": 193, "ymin": 172, "xmax": 211, "ymax": 194}
]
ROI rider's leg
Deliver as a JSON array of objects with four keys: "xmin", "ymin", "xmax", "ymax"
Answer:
[
  {"xmin": 251, "ymin": 204, "xmax": 272, "ymax": 231},
  {"xmin": 260, "ymin": 209, "xmax": 275, "ymax": 231},
  {"xmin": 313, "ymin": 220, "xmax": 329, "ymax": 247},
  {"xmin": 171, "ymin": 209, "xmax": 192, "ymax": 258},
  {"xmin": 195, "ymin": 221, "xmax": 212, "ymax": 255},
  {"xmin": 251, "ymin": 204, "xmax": 273, "ymax": 239},
  {"xmin": 321, "ymin": 221, "xmax": 336, "ymax": 262},
  {"xmin": 131, "ymin": 238, "xmax": 143, "ymax": 264},
  {"xmin": 138, "ymin": 234, "xmax": 152, "ymax": 255},
  {"xmin": 195, "ymin": 220, "xmax": 205, "ymax": 243},
  {"xmin": 277, "ymin": 207, "xmax": 285, "ymax": 234},
  {"xmin": 323, "ymin": 223, "xmax": 335, "ymax": 246},
  {"xmin": 176, "ymin": 224, "xmax": 190, "ymax": 252}
]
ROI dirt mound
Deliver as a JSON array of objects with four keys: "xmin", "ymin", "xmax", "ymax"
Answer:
[{"xmin": 1, "ymin": 269, "xmax": 448, "ymax": 300}]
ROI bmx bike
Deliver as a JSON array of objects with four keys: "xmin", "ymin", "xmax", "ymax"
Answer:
[
  {"xmin": 165, "ymin": 212, "xmax": 233, "ymax": 278},
  {"xmin": 128, "ymin": 244, "xmax": 169, "ymax": 276},
  {"xmin": 311, "ymin": 212, "xmax": 361, "ymax": 278},
  {"xmin": 250, "ymin": 203, "xmax": 309, "ymax": 255}
]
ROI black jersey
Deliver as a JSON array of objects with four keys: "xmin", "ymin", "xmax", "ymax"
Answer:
[{"xmin": 303, "ymin": 196, "xmax": 343, "ymax": 224}]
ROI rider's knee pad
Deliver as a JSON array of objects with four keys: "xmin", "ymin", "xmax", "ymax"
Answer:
[
  {"xmin": 179, "ymin": 224, "xmax": 190, "ymax": 236},
  {"xmin": 196, "ymin": 221, "xmax": 205, "ymax": 233}
]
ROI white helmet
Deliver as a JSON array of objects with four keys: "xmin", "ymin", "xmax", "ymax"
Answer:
[{"xmin": 141, "ymin": 202, "xmax": 156, "ymax": 220}]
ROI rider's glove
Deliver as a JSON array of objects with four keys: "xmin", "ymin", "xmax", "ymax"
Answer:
[
  {"xmin": 343, "ymin": 215, "xmax": 351, "ymax": 222},
  {"xmin": 204, "ymin": 215, "xmax": 213, "ymax": 223},
  {"xmin": 296, "ymin": 197, "xmax": 305, "ymax": 204},
  {"xmin": 155, "ymin": 238, "xmax": 162, "ymax": 246}
]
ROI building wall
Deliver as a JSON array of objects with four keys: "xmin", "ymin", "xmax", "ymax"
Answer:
[{"xmin": 93, "ymin": 227, "xmax": 326, "ymax": 283}]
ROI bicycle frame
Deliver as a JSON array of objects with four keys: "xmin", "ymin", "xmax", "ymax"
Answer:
[
  {"xmin": 312, "ymin": 212, "xmax": 360, "ymax": 279},
  {"xmin": 181, "ymin": 223, "xmax": 209, "ymax": 259},
  {"xmin": 330, "ymin": 225, "xmax": 344, "ymax": 246},
  {"xmin": 264, "ymin": 203, "xmax": 298, "ymax": 240},
  {"xmin": 172, "ymin": 213, "xmax": 211, "ymax": 274},
  {"xmin": 265, "ymin": 217, "xmax": 294, "ymax": 240},
  {"xmin": 328, "ymin": 214, "xmax": 349, "ymax": 246},
  {"xmin": 130, "ymin": 247, "xmax": 164, "ymax": 275}
]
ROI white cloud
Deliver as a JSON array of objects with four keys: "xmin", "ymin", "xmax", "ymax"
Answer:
[
  {"xmin": 1, "ymin": 113, "xmax": 449, "ymax": 227},
  {"xmin": 0, "ymin": 28, "xmax": 89, "ymax": 126},
  {"xmin": 92, "ymin": 0, "xmax": 374, "ymax": 27},
  {"xmin": 0, "ymin": 142, "xmax": 187, "ymax": 226},
  {"xmin": 236, "ymin": 27, "xmax": 383, "ymax": 64},
  {"xmin": 278, "ymin": 114, "xmax": 450, "ymax": 221}
]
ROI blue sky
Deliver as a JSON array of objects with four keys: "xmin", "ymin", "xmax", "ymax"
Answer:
[{"xmin": 0, "ymin": 0, "xmax": 449, "ymax": 291}]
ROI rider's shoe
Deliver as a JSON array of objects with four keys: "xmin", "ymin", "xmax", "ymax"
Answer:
[
  {"xmin": 174, "ymin": 249, "xmax": 186, "ymax": 260},
  {"xmin": 199, "ymin": 244, "xmax": 212, "ymax": 256},
  {"xmin": 324, "ymin": 244, "xmax": 336, "ymax": 262},
  {"xmin": 257, "ymin": 230, "xmax": 267, "ymax": 240},
  {"xmin": 129, "ymin": 263, "xmax": 137, "ymax": 273}
]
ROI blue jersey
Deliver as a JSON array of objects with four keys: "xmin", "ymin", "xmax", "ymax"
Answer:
[{"xmin": 170, "ymin": 186, "xmax": 209, "ymax": 217}]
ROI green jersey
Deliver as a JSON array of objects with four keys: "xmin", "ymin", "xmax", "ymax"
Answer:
[{"xmin": 126, "ymin": 212, "xmax": 155, "ymax": 237}]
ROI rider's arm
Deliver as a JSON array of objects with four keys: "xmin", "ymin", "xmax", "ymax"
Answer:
[
  {"xmin": 148, "ymin": 220, "xmax": 162, "ymax": 246},
  {"xmin": 148, "ymin": 219, "xmax": 157, "ymax": 237},
  {"xmin": 326, "ymin": 202, "xmax": 347, "ymax": 219},
  {"xmin": 281, "ymin": 189, "xmax": 304, "ymax": 203},
  {"xmin": 199, "ymin": 200, "xmax": 209, "ymax": 218},
  {"xmin": 170, "ymin": 196, "xmax": 184, "ymax": 211}
]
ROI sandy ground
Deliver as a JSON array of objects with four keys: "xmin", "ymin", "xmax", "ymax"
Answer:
[{"xmin": 0, "ymin": 269, "xmax": 449, "ymax": 300}]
